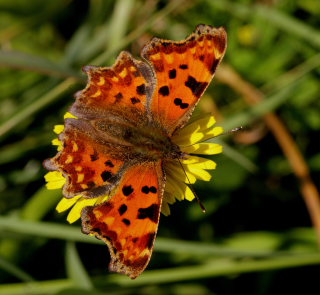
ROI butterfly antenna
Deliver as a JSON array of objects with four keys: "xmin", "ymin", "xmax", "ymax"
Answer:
[
  {"xmin": 227, "ymin": 126, "xmax": 244, "ymax": 134},
  {"xmin": 215, "ymin": 126, "xmax": 244, "ymax": 138},
  {"xmin": 178, "ymin": 159, "xmax": 206, "ymax": 213}
]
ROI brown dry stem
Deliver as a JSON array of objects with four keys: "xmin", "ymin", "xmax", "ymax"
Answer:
[{"xmin": 216, "ymin": 64, "xmax": 320, "ymax": 247}]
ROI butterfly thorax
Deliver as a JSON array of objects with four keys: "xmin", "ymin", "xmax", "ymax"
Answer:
[{"xmin": 91, "ymin": 118, "xmax": 183, "ymax": 162}]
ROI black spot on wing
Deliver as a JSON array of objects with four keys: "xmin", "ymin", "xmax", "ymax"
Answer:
[
  {"xmin": 130, "ymin": 97, "xmax": 141, "ymax": 104},
  {"xmin": 114, "ymin": 92, "xmax": 123, "ymax": 103},
  {"xmin": 90, "ymin": 150, "xmax": 99, "ymax": 161},
  {"xmin": 104, "ymin": 160, "xmax": 114, "ymax": 168},
  {"xmin": 174, "ymin": 98, "xmax": 182, "ymax": 106},
  {"xmin": 136, "ymin": 84, "xmax": 146, "ymax": 95},
  {"xmin": 169, "ymin": 69, "xmax": 176, "ymax": 79},
  {"xmin": 180, "ymin": 103, "xmax": 189, "ymax": 109},
  {"xmin": 174, "ymin": 98, "xmax": 189, "ymax": 110},
  {"xmin": 118, "ymin": 204, "xmax": 127, "ymax": 216},
  {"xmin": 149, "ymin": 186, "xmax": 157, "ymax": 193},
  {"xmin": 210, "ymin": 58, "xmax": 220, "ymax": 74},
  {"xmin": 185, "ymin": 75, "xmax": 208, "ymax": 97},
  {"xmin": 179, "ymin": 64, "xmax": 188, "ymax": 69},
  {"xmin": 159, "ymin": 86, "xmax": 170, "ymax": 96},
  {"xmin": 137, "ymin": 204, "xmax": 159, "ymax": 223},
  {"xmin": 122, "ymin": 218, "xmax": 131, "ymax": 226},
  {"xmin": 146, "ymin": 232, "xmax": 156, "ymax": 249},
  {"xmin": 142, "ymin": 186, "xmax": 158, "ymax": 194},
  {"xmin": 101, "ymin": 171, "xmax": 112, "ymax": 182},
  {"xmin": 142, "ymin": 186, "xmax": 149, "ymax": 194},
  {"xmin": 122, "ymin": 185, "xmax": 134, "ymax": 196}
]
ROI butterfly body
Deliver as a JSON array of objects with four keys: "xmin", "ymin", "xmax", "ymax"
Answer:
[{"xmin": 45, "ymin": 24, "xmax": 227, "ymax": 279}]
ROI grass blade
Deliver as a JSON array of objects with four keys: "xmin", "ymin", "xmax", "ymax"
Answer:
[
  {"xmin": 65, "ymin": 242, "xmax": 93, "ymax": 290},
  {"xmin": 0, "ymin": 255, "xmax": 34, "ymax": 282},
  {"xmin": 0, "ymin": 50, "xmax": 81, "ymax": 79},
  {"xmin": 0, "ymin": 252, "xmax": 320, "ymax": 293},
  {"xmin": 0, "ymin": 78, "xmax": 77, "ymax": 139}
]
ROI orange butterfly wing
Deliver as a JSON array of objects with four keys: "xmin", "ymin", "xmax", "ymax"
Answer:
[
  {"xmin": 142, "ymin": 24, "xmax": 227, "ymax": 134},
  {"xmin": 70, "ymin": 51, "xmax": 155, "ymax": 123},
  {"xmin": 44, "ymin": 120, "xmax": 126, "ymax": 198},
  {"xmin": 82, "ymin": 161, "xmax": 164, "ymax": 279}
]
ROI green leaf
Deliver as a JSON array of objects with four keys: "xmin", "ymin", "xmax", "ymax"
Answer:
[{"xmin": 65, "ymin": 242, "xmax": 93, "ymax": 290}]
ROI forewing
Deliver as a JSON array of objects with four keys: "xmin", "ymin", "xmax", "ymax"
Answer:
[
  {"xmin": 81, "ymin": 161, "xmax": 164, "ymax": 279},
  {"xmin": 70, "ymin": 51, "xmax": 155, "ymax": 123},
  {"xmin": 142, "ymin": 24, "xmax": 227, "ymax": 135}
]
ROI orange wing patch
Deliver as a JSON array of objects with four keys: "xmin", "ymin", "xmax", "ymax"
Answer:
[
  {"xmin": 82, "ymin": 161, "xmax": 164, "ymax": 279},
  {"xmin": 142, "ymin": 24, "xmax": 227, "ymax": 135},
  {"xmin": 71, "ymin": 51, "xmax": 155, "ymax": 121},
  {"xmin": 44, "ymin": 121, "xmax": 125, "ymax": 198}
]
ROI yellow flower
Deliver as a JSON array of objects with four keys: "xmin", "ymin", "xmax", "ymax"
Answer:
[{"xmin": 45, "ymin": 113, "xmax": 223, "ymax": 222}]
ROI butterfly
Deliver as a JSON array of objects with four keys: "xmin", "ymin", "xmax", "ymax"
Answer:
[{"xmin": 44, "ymin": 24, "xmax": 227, "ymax": 279}]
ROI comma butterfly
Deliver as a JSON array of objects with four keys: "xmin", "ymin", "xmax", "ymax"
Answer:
[{"xmin": 44, "ymin": 24, "xmax": 227, "ymax": 279}]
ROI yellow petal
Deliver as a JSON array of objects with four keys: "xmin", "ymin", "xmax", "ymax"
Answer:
[
  {"xmin": 52, "ymin": 138, "xmax": 62, "ymax": 146},
  {"xmin": 44, "ymin": 171, "xmax": 64, "ymax": 182},
  {"xmin": 165, "ymin": 162, "xmax": 197, "ymax": 184},
  {"xmin": 64, "ymin": 112, "xmax": 78, "ymax": 119},
  {"xmin": 178, "ymin": 115, "xmax": 216, "ymax": 137},
  {"xmin": 184, "ymin": 185, "xmax": 195, "ymax": 201},
  {"xmin": 165, "ymin": 177, "xmax": 185, "ymax": 201},
  {"xmin": 181, "ymin": 155, "xmax": 217, "ymax": 170},
  {"xmin": 181, "ymin": 143, "xmax": 223, "ymax": 155},
  {"xmin": 95, "ymin": 194, "xmax": 110, "ymax": 205},
  {"xmin": 56, "ymin": 195, "xmax": 82, "ymax": 213},
  {"xmin": 163, "ymin": 191, "xmax": 176, "ymax": 205},
  {"xmin": 161, "ymin": 200, "xmax": 171, "ymax": 216},
  {"xmin": 67, "ymin": 197, "xmax": 96, "ymax": 224},
  {"xmin": 166, "ymin": 174, "xmax": 196, "ymax": 201},
  {"xmin": 183, "ymin": 165, "xmax": 212, "ymax": 181},
  {"xmin": 173, "ymin": 115, "xmax": 217, "ymax": 146},
  {"xmin": 44, "ymin": 172, "xmax": 66, "ymax": 189},
  {"xmin": 173, "ymin": 131, "xmax": 204, "ymax": 146},
  {"xmin": 199, "ymin": 126, "xmax": 224, "ymax": 142},
  {"xmin": 51, "ymin": 138, "xmax": 63, "ymax": 151},
  {"xmin": 53, "ymin": 125, "xmax": 64, "ymax": 134}
]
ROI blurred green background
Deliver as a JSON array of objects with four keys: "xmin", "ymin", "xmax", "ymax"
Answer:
[{"xmin": 0, "ymin": 0, "xmax": 320, "ymax": 294}]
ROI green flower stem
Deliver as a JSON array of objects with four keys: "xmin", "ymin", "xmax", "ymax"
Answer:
[
  {"xmin": 1, "ymin": 253, "xmax": 320, "ymax": 294},
  {"xmin": 65, "ymin": 242, "xmax": 93, "ymax": 289},
  {"xmin": 0, "ymin": 216, "xmax": 317, "ymax": 257}
]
